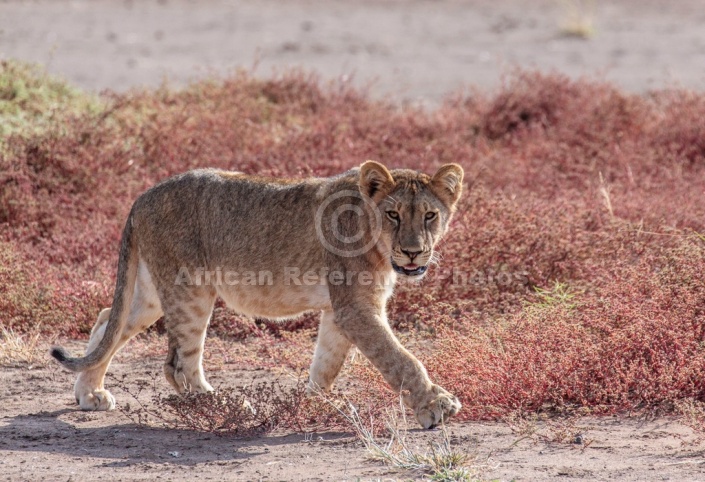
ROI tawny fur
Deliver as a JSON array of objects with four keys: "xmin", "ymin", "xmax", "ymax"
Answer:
[{"xmin": 51, "ymin": 161, "xmax": 464, "ymax": 428}]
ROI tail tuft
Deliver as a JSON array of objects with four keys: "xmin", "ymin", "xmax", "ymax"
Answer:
[{"xmin": 50, "ymin": 346, "xmax": 70, "ymax": 363}]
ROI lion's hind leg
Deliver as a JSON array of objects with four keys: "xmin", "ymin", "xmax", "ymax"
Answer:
[
  {"xmin": 162, "ymin": 287, "xmax": 216, "ymax": 394},
  {"xmin": 74, "ymin": 261, "xmax": 163, "ymax": 410}
]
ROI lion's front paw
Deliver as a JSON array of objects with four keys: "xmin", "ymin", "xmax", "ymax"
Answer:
[
  {"xmin": 414, "ymin": 385, "xmax": 461, "ymax": 429},
  {"xmin": 76, "ymin": 388, "xmax": 116, "ymax": 411}
]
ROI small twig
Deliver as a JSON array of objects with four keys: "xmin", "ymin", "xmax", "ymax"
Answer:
[{"xmin": 598, "ymin": 172, "xmax": 614, "ymax": 220}]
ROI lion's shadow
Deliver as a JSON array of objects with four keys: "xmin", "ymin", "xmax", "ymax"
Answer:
[{"xmin": 0, "ymin": 409, "xmax": 348, "ymax": 468}]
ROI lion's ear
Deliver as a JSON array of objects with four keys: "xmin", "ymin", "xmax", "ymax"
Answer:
[
  {"xmin": 430, "ymin": 163, "xmax": 464, "ymax": 207},
  {"xmin": 359, "ymin": 160, "xmax": 395, "ymax": 200}
]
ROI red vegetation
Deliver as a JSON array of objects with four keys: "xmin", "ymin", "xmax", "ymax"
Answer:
[{"xmin": 2, "ymin": 70, "xmax": 704, "ymax": 418}]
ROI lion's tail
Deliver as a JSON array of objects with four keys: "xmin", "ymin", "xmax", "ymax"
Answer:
[{"xmin": 51, "ymin": 211, "xmax": 139, "ymax": 372}]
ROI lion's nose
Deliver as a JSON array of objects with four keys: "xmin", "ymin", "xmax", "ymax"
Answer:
[{"xmin": 401, "ymin": 249, "xmax": 422, "ymax": 261}]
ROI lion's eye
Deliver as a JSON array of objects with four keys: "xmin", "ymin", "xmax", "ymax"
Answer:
[
  {"xmin": 386, "ymin": 211, "xmax": 400, "ymax": 222},
  {"xmin": 425, "ymin": 212, "xmax": 437, "ymax": 221}
]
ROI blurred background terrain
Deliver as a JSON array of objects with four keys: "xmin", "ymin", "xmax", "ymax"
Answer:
[{"xmin": 2, "ymin": 0, "xmax": 704, "ymax": 105}]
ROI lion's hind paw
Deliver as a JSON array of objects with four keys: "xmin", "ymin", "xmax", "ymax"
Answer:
[{"xmin": 76, "ymin": 388, "xmax": 116, "ymax": 411}]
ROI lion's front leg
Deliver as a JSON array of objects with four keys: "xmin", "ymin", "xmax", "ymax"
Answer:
[
  {"xmin": 308, "ymin": 310, "xmax": 352, "ymax": 392},
  {"xmin": 333, "ymin": 304, "xmax": 461, "ymax": 429}
]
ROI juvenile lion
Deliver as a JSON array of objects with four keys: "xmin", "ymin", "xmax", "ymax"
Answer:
[{"xmin": 51, "ymin": 161, "xmax": 464, "ymax": 428}]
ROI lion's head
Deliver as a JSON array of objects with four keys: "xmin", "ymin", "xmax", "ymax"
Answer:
[{"xmin": 359, "ymin": 160, "xmax": 464, "ymax": 278}]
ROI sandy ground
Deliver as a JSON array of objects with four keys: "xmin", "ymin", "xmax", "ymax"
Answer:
[
  {"xmin": 2, "ymin": 339, "xmax": 705, "ymax": 481},
  {"xmin": 3, "ymin": 1, "xmax": 705, "ymax": 480},
  {"xmin": 1, "ymin": 0, "xmax": 705, "ymax": 106}
]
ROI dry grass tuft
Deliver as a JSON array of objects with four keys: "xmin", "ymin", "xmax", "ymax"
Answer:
[
  {"xmin": 675, "ymin": 399, "xmax": 705, "ymax": 434},
  {"xmin": 0, "ymin": 326, "xmax": 46, "ymax": 367},
  {"xmin": 315, "ymin": 391, "xmax": 489, "ymax": 481}
]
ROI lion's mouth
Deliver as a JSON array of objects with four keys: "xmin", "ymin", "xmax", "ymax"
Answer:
[{"xmin": 391, "ymin": 260, "xmax": 428, "ymax": 277}]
